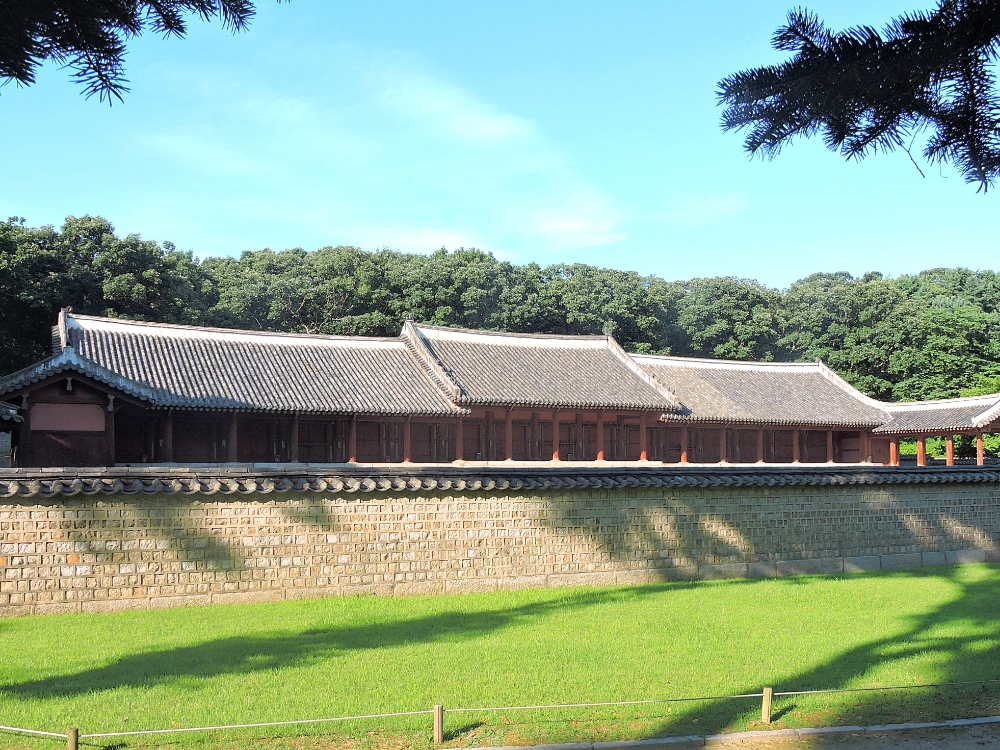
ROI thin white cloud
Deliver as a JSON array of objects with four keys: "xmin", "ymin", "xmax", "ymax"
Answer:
[
  {"xmin": 133, "ymin": 52, "xmax": 625, "ymax": 257},
  {"xmin": 662, "ymin": 193, "xmax": 748, "ymax": 227}
]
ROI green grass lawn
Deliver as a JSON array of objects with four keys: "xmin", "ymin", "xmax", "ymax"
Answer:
[{"xmin": 3, "ymin": 564, "xmax": 1000, "ymax": 750}]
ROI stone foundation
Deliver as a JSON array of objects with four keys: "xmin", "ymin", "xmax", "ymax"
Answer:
[{"xmin": 2, "ymin": 466, "xmax": 998, "ymax": 616}]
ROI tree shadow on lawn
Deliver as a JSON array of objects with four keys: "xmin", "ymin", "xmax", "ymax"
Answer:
[
  {"xmin": 642, "ymin": 566, "xmax": 1000, "ymax": 739},
  {"xmin": 0, "ymin": 581, "xmax": 751, "ymax": 700}
]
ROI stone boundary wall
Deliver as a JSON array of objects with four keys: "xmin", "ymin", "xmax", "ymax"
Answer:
[{"xmin": 1, "ymin": 466, "xmax": 998, "ymax": 616}]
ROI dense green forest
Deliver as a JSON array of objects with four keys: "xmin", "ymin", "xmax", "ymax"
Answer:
[{"xmin": 3, "ymin": 215, "xmax": 1000, "ymax": 406}]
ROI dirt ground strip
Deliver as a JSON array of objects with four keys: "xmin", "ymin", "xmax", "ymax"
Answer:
[{"xmin": 708, "ymin": 724, "xmax": 1000, "ymax": 748}]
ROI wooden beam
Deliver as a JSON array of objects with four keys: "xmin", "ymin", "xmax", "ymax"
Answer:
[
  {"xmin": 348, "ymin": 416, "xmax": 357, "ymax": 462},
  {"xmin": 596, "ymin": 410, "xmax": 605, "ymax": 461},
  {"xmin": 486, "ymin": 410, "xmax": 494, "ymax": 460},
  {"xmin": 719, "ymin": 425, "xmax": 728, "ymax": 464},
  {"xmin": 402, "ymin": 417, "xmax": 412, "ymax": 462},
  {"xmin": 946, "ymin": 435, "xmax": 955, "ymax": 466},
  {"xmin": 680, "ymin": 425, "xmax": 689, "ymax": 464},
  {"xmin": 890, "ymin": 437, "xmax": 899, "ymax": 466},
  {"xmin": 228, "ymin": 413, "xmax": 238, "ymax": 462},
  {"xmin": 505, "ymin": 408, "xmax": 514, "ymax": 461},
  {"xmin": 756, "ymin": 427, "xmax": 764, "ymax": 464},
  {"xmin": 916, "ymin": 436, "xmax": 926, "ymax": 467},
  {"xmin": 639, "ymin": 413, "xmax": 648, "ymax": 461},
  {"xmin": 977, "ymin": 433, "xmax": 985, "ymax": 466},
  {"xmin": 792, "ymin": 428, "xmax": 800, "ymax": 463},
  {"xmin": 289, "ymin": 413, "xmax": 299, "ymax": 463},
  {"xmin": 456, "ymin": 417, "xmax": 464, "ymax": 462},
  {"xmin": 826, "ymin": 430, "xmax": 835, "ymax": 464},
  {"xmin": 576, "ymin": 411, "xmax": 584, "ymax": 460}
]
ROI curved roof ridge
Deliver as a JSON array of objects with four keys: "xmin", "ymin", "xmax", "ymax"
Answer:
[
  {"xmin": 811, "ymin": 360, "xmax": 889, "ymax": 411},
  {"xmin": 631, "ymin": 353, "xmax": 823, "ymax": 371},
  {"xmin": 883, "ymin": 393, "xmax": 1000, "ymax": 410},
  {"xmin": 65, "ymin": 313, "xmax": 401, "ymax": 346},
  {"xmin": 412, "ymin": 322, "xmax": 608, "ymax": 344},
  {"xmin": 400, "ymin": 320, "xmax": 465, "ymax": 401},
  {"xmin": 0, "ymin": 346, "xmax": 163, "ymax": 404}
]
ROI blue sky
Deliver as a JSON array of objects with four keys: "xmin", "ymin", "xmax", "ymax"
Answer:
[{"xmin": 2, "ymin": 0, "xmax": 997, "ymax": 288}]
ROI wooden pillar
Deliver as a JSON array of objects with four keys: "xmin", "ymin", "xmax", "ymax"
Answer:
[
  {"xmin": 455, "ymin": 417, "xmax": 464, "ymax": 461},
  {"xmin": 486, "ymin": 410, "xmax": 494, "ymax": 460},
  {"xmin": 916, "ymin": 436, "xmax": 926, "ymax": 467},
  {"xmin": 946, "ymin": 435, "xmax": 955, "ymax": 466},
  {"xmin": 826, "ymin": 430, "xmax": 835, "ymax": 463},
  {"xmin": 552, "ymin": 410, "xmax": 561, "ymax": 461},
  {"xmin": 977, "ymin": 433, "xmax": 985, "ymax": 466},
  {"xmin": 617, "ymin": 414, "xmax": 626, "ymax": 460},
  {"xmin": 756, "ymin": 427, "xmax": 764, "ymax": 464},
  {"xmin": 105, "ymin": 405, "xmax": 116, "ymax": 466},
  {"xmin": 576, "ymin": 412, "xmax": 584, "ymax": 460},
  {"xmin": 639, "ymin": 413, "xmax": 648, "ymax": 461},
  {"xmin": 402, "ymin": 417, "xmax": 412, "ymax": 462},
  {"xmin": 228, "ymin": 413, "xmax": 238, "ymax": 462},
  {"xmin": 505, "ymin": 408, "xmax": 514, "ymax": 461},
  {"xmin": 163, "ymin": 410, "xmax": 174, "ymax": 462},
  {"xmin": 596, "ymin": 411, "xmax": 605, "ymax": 460},
  {"xmin": 531, "ymin": 412, "xmax": 540, "ymax": 460},
  {"xmin": 792, "ymin": 428, "xmax": 800, "ymax": 463},
  {"xmin": 348, "ymin": 416, "xmax": 357, "ymax": 462},
  {"xmin": 680, "ymin": 425, "xmax": 689, "ymax": 464},
  {"xmin": 289, "ymin": 413, "xmax": 299, "ymax": 462},
  {"xmin": 862, "ymin": 431, "xmax": 870, "ymax": 463},
  {"xmin": 719, "ymin": 425, "xmax": 728, "ymax": 463},
  {"xmin": 890, "ymin": 437, "xmax": 900, "ymax": 466}
]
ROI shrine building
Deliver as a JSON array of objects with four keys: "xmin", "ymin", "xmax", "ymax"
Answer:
[{"xmin": 1, "ymin": 311, "xmax": 998, "ymax": 469}]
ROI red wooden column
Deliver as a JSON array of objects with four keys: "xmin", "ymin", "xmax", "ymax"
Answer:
[
  {"xmin": 455, "ymin": 417, "xmax": 464, "ymax": 461},
  {"xmin": 946, "ymin": 435, "xmax": 955, "ymax": 466},
  {"xmin": 596, "ymin": 411, "xmax": 605, "ymax": 460},
  {"xmin": 890, "ymin": 437, "xmax": 899, "ymax": 466},
  {"xmin": 861, "ymin": 431, "xmax": 870, "ymax": 463},
  {"xmin": 163, "ymin": 409, "xmax": 174, "ymax": 462},
  {"xmin": 680, "ymin": 425, "xmax": 689, "ymax": 464},
  {"xmin": 977, "ymin": 433, "xmax": 985, "ymax": 466},
  {"xmin": 289, "ymin": 413, "xmax": 300, "ymax": 462},
  {"xmin": 228, "ymin": 413, "xmax": 238, "ymax": 462},
  {"xmin": 348, "ymin": 416, "xmax": 357, "ymax": 462},
  {"xmin": 552, "ymin": 410, "xmax": 561, "ymax": 460},
  {"xmin": 639, "ymin": 413, "xmax": 648, "ymax": 461},
  {"xmin": 485, "ymin": 411, "xmax": 494, "ymax": 460},
  {"xmin": 916, "ymin": 436, "xmax": 927, "ymax": 467},
  {"xmin": 826, "ymin": 430, "xmax": 835, "ymax": 463},
  {"xmin": 792, "ymin": 428, "xmax": 800, "ymax": 463},
  {"xmin": 719, "ymin": 424, "xmax": 728, "ymax": 463},
  {"xmin": 531, "ymin": 412, "xmax": 540, "ymax": 460},
  {"xmin": 756, "ymin": 427, "xmax": 764, "ymax": 464},
  {"xmin": 576, "ymin": 412, "xmax": 584, "ymax": 460},
  {"xmin": 505, "ymin": 408, "xmax": 514, "ymax": 461},
  {"xmin": 402, "ymin": 417, "xmax": 412, "ymax": 462}
]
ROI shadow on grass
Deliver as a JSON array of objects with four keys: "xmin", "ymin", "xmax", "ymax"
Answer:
[
  {"xmin": 0, "ymin": 582, "xmax": 748, "ymax": 699},
  {"xmin": 643, "ymin": 566, "xmax": 1000, "ymax": 739}
]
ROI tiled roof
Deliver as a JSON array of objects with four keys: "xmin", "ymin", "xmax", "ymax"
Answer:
[
  {"xmin": 404, "ymin": 322, "xmax": 678, "ymax": 411},
  {"xmin": 0, "ymin": 401, "xmax": 20, "ymax": 422},
  {"xmin": 632, "ymin": 355, "xmax": 888, "ymax": 427},
  {"xmin": 2, "ymin": 464, "xmax": 997, "ymax": 498},
  {"xmin": 872, "ymin": 394, "xmax": 1000, "ymax": 434},
  {"xmin": 8, "ymin": 313, "xmax": 462, "ymax": 416}
]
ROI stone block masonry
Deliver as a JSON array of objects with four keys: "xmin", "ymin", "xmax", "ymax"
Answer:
[{"xmin": 1, "ymin": 466, "xmax": 998, "ymax": 616}]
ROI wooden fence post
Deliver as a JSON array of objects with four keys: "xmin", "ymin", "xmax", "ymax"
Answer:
[
  {"xmin": 761, "ymin": 687, "xmax": 773, "ymax": 724},
  {"xmin": 433, "ymin": 704, "xmax": 444, "ymax": 744},
  {"xmin": 66, "ymin": 727, "xmax": 79, "ymax": 750}
]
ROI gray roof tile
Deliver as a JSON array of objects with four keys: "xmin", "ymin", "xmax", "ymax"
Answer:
[
  {"xmin": 0, "ymin": 401, "xmax": 20, "ymax": 422},
  {"xmin": 406, "ymin": 322, "xmax": 677, "ymax": 411},
  {"xmin": 11, "ymin": 314, "xmax": 462, "ymax": 416},
  {"xmin": 873, "ymin": 395, "xmax": 1000, "ymax": 434},
  {"xmin": 633, "ymin": 355, "xmax": 887, "ymax": 427}
]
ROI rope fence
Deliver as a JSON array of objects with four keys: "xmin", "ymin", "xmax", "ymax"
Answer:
[{"xmin": 4, "ymin": 678, "xmax": 999, "ymax": 750}]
